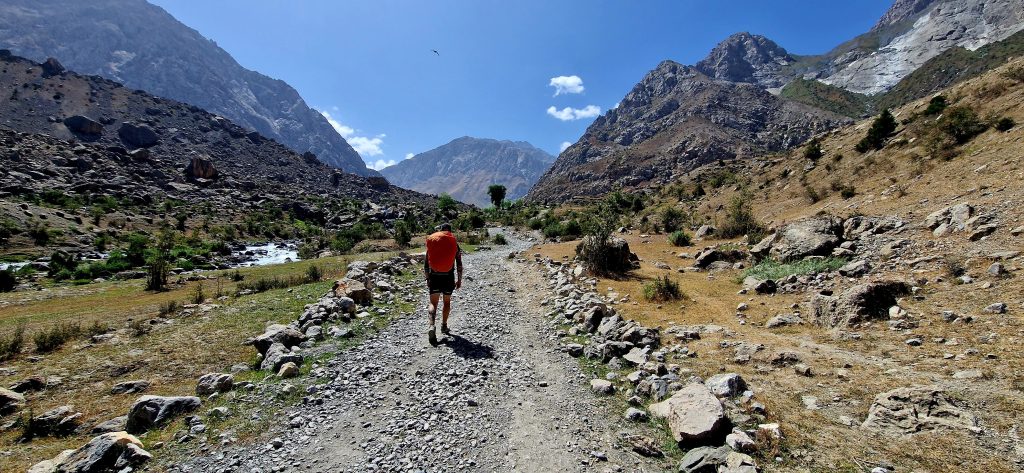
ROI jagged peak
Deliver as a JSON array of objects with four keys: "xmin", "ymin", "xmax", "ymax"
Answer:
[
  {"xmin": 871, "ymin": 0, "xmax": 937, "ymax": 31},
  {"xmin": 694, "ymin": 32, "xmax": 793, "ymax": 88}
]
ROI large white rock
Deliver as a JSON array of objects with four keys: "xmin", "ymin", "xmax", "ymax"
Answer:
[{"xmin": 648, "ymin": 382, "xmax": 728, "ymax": 445}]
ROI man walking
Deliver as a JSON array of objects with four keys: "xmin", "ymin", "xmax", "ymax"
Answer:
[{"xmin": 424, "ymin": 223, "xmax": 463, "ymax": 345}]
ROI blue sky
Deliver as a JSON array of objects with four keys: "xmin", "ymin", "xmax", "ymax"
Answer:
[{"xmin": 150, "ymin": 0, "xmax": 893, "ymax": 171}]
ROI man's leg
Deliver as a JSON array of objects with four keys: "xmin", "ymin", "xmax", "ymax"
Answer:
[
  {"xmin": 441, "ymin": 294, "xmax": 452, "ymax": 334},
  {"xmin": 428, "ymin": 292, "xmax": 440, "ymax": 345}
]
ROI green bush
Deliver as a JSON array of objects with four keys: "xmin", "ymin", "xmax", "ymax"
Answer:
[
  {"xmin": 33, "ymin": 322, "xmax": 82, "ymax": 353},
  {"xmin": 562, "ymin": 220, "xmax": 583, "ymax": 238},
  {"xmin": 158, "ymin": 300, "xmax": 180, "ymax": 317},
  {"xmin": 393, "ymin": 221, "xmax": 412, "ymax": 247},
  {"xmin": 924, "ymin": 95, "xmax": 947, "ymax": 115},
  {"xmin": 643, "ymin": 275, "xmax": 683, "ymax": 302},
  {"xmin": 27, "ymin": 220, "xmax": 51, "ymax": 246},
  {"xmin": 661, "ymin": 207, "xmax": 685, "ymax": 233},
  {"xmin": 939, "ymin": 106, "xmax": 988, "ymax": 144},
  {"xmin": 190, "ymin": 281, "xmax": 205, "ymax": 304},
  {"xmin": 717, "ymin": 194, "xmax": 767, "ymax": 241},
  {"xmin": 145, "ymin": 256, "xmax": 169, "ymax": 291},
  {"xmin": 995, "ymin": 117, "xmax": 1016, "ymax": 132},
  {"xmin": 742, "ymin": 258, "xmax": 848, "ymax": 281},
  {"xmin": 305, "ymin": 264, "xmax": 322, "ymax": 282},
  {"xmin": 492, "ymin": 233, "xmax": 508, "ymax": 245},
  {"xmin": 803, "ymin": 138, "xmax": 823, "ymax": 161},
  {"xmin": 0, "ymin": 218, "xmax": 20, "ymax": 245},
  {"xmin": 527, "ymin": 218, "xmax": 544, "ymax": 230},
  {"xmin": 575, "ymin": 204, "xmax": 627, "ymax": 276},
  {"xmin": 487, "ymin": 184, "xmax": 507, "ymax": 208},
  {"xmin": 542, "ymin": 222, "xmax": 564, "ymax": 239},
  {"xmin": 437, "ymin": 194, "xmax": 458, "ymax": 214},
  {"xmin": 668, "ymin": 230, "xmax": 692, "ymax": 247},
  {"xmin": 0, "ymin": 325, "xmax": 25, "ymax": 361},
  {"xmin": 855, "ymin": 109, "xmax": 898, "ymax": 152}
]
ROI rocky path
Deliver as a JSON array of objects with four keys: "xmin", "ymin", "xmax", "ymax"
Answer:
[{"xmin": 179, "ymin": 234, "xmax": 659, "ymax": 472}]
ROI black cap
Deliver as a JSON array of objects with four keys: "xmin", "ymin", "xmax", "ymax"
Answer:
[{"xmin": 440, "ymin": 223, "xmax": 452, "ymax": 231}]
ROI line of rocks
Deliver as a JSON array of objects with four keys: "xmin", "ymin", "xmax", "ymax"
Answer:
[{"xmin": 531, "ymin": 254, "xmax": 777, "ymax": 472}]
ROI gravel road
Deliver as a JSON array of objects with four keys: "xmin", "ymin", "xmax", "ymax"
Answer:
[{"xmin": 176, "ymin": 233, "xmax": 661, "ymax": 472}]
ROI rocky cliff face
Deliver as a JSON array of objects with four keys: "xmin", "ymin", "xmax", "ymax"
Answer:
[
  {"xmin": 819, "ymin": 0, "xmax": 1024, "ymax": 94},
  {"xmin": 0, "ymin": 53, "xmax": 431, "ymax": 226},
  {"xmin": 525, "ymin": 61, "xmax": 847, "ymax": 203},
  {"xmin": 381, "ymin": 137, "xmax": 553, "ymax": 207},
  {"xmin": 0, "ymin": 0, "xmax": 373, "ymax": 175},
  {"xmin": 694, "ymin": 33, "xmax": 796, "ymax": 90}
]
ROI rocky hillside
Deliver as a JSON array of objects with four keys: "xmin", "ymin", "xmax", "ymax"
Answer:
[
  {"xmin": 0, "ymin": 0, "xmax": 373, "ymax": 175},
  {"xmin": 694, "ymin": 32, "xmax": 796, "ymax": 90},
  {"xmin": 0, "ymin": 52, "xmax": 432, "ymax": 255},
  {"xmin": 525, "ymin": 61, "xmax": 847, "ymax": 203},
  {"xmin": 380, "ymin": 137, "xmax": 553, "ymax": 207},
  {"xmin": 815, "ymin": 0, "xmax": 1024, "ymax": 95}
]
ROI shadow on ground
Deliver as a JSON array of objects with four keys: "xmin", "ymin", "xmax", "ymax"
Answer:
[{"xmin": 442, "ymin": 334, "xmax": 495, "ymax": 359}]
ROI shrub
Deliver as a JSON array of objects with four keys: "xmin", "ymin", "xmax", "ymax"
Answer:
[
  {"xmin": 0, "ymin": 218, "xmax": 20, "ymax": 245},
  {"xmin": 643, "ymin": 275, "xmax": 682, "ymax": 302},
  {"xmin": 542, "ymin": 222, "xmax": 564, "ymax": 239},
  {"xmin": 297, "ymin": 242, "xmax": 318, "ymax": 260},
  {"xmin": 85, "ymin": 321, "xmax": 110, "ymax": 337},
  {"xmin": 830, "ymin": 180, "xmax": 856, "ymax": 199},
  {"xmin": 0, "ymin": 269, "xmax": 15, "ymax": 292},
  {"xmin": 661, "ymin": 207, "xmax": 685, "ymax": 233},
  {"xmin": 145, "ymin": 256, "xmax": 169, "ymax": 291},
  {"xmin": 230, "ymin": 270, "xmax": 244, "ymax": 282},
  {"xmin": 128, "ymin": 318, "xmax": 150, "ymax": 337},
  {"xmin": 527, "ymin": 218, "xmax": 544, "ymax": 230},
  {"xmin": 803, "ymin": 138, "xmax": 823, "ymax": 161},
  {"xmin": 492, "ymin": 233, "xmax": 508, "ymax": 245},
  {"xmin": 924, "ymin": 95, "xmax": 947, "ymax": 115},
  {"xmin": 995, "ymin": 117, "xmax": 1016, "ymax": 132},
  {"xmin": 393, "ymin": 220, "xmax": 412, "ymax": 247},
  {"xmin": 562, "ymin": 220, "xmax": 583, "ymax": 238},
  {"xmin": 27, "ymin": 220, "xmax": 51, "ymax": 246},
  {"xmin": 158, "ymin": 300, "xmax": 180, "ymax": 317},
  {"xmin": 33, "ymin": 322, "xmax": 82, "ymax": 353},
  {"xmin": 305, "ymin": 264, "xmax": 322, "ymax": 282},
  {"xmin": 575, "ymin": 204, "xmax": 628, "ymax": 276},
  {"xmin": 939, "ymin": 106, "xmax": 988, "ymax": 144},
  {"xmin": 668, "ymin": 230, "xmax": 692, "ymax": 247},
  {"xmin": 855, "ymin": 109, "xmax": 897, "ymax": 152},
  {"xmin": 437, "ymin": 194, "xmax": 457, "ymax": 214},
  {"xmin": 718, "ymin": 194, "xmax": 767, "ymax": 241},
  {"xmin": 0, "ymin": 325, "xmax": 25, "ymax": 361},
  {"xmin": 944, "ymin": 257, "xmax": 966, "ymax": 278},
  {"xmin": 191, "ymin": 281, "xmax": 205, "ymax": 304}
]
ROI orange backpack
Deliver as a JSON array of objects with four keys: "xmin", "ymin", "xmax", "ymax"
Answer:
[{"xmin": 426, "ymin": 231, "xmax": 458, "ymax": 272}]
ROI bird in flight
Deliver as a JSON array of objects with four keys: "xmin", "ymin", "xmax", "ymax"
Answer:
[{"xmin": 431, "ymin": 49, "xmax": 440, "ymax": 56}]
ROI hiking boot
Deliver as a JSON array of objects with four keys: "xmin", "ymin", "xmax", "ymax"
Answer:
[
  {"xmin": 428, "ymin": 325, "xmax": 437, "ymax": 345},
  {"xmin": 441, "ymin": 323, "xmax": 450, "ymax": 335}
]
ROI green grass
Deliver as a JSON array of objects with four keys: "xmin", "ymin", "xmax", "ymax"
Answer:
[
  {"xmin": 741, "ymin": 258, "xmax": 848, "ymax": 281},
  {"xmin": 780, "ymin": 78, "xmax": 871, "ymax": 118}
]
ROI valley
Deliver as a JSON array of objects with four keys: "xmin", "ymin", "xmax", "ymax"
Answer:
[{"xmin": 1, "ymin": 1, "xmax": 1022, "ymax": 472}]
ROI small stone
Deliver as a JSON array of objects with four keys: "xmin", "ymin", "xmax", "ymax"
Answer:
[
  {"xmin": 590, "ymin": 379, "xmax": 614, "ymax": 395},
  {"xmin": 625, "ymin": 407, "xmax": 649, "ymax": 422},
  {"xmin": 277, "ymin": 362, "xmax": 300, "ymax": 378}
]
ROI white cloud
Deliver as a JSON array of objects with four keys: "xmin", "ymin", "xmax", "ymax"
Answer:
[
  {"xmin": 546, "ymin": 105, "xmax": 601, "ymax": 121},
  {"xmin": 320, "ymin": 109, "xmax": 388, "ymax": 159},
  {"xmin": 369, "ymin": 159, "xmax": 397, "ymax": 170},
  {"xmin": 405, "ymin": 153, "xmax": 415, "ymax": 159},
  {"xmin": 348, "ymin": 135, "xmax": 385, "ymax": 157},
  {"xmin": 549, "ymin": 75, "xmax": 584, "ymax": 96},
  {"xmin": 559, "ymin": 141, "xmax": 572, "ymax": 152}
]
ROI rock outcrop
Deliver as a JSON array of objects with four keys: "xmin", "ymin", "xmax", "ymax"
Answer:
[
  {"xmin": 125, "ymin": 395, "xmax": 201, "ymax": 434},
  {"xmin": 862, "ymin": 385, "xmax": 978, "ymax": 435}
]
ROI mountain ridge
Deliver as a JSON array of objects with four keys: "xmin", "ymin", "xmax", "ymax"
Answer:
[{"xmin": 0, "ymin": 0, "xmax": 375, "ymax": 175}]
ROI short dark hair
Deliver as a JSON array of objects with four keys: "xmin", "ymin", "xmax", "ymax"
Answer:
[{"xmin": 440, "ymin": 223, "xmax": 452, "ymax": 231}]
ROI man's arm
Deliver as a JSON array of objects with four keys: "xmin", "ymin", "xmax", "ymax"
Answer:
[
  {"xmin": 423, "ymin": 248, "xmax": 430, "ymax": 279},
  {"xmin": 455, "ymin": 246, "xmax": 464, "ymax": 289}
]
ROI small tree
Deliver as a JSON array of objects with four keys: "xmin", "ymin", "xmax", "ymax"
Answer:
[
  {"xmin": 939, "ymin": 106, "xmax": 987, "ymax": 144},
  {"xmin": 393, "ymin": 220, "xmax": 412, "ymax": 247},
  {"xmin": 803, "ymin": 138, "xmax": 823, "ymax": 161},
  {"xmin": 437, "ymin": 193, "xmax": 457, "ymax": 215},
  {"xmin": 661, "ymin": 207, "xmax": 685, "ymax": 233},
  {"xmin": 487, "ymin": 184, "xmax": 507, "ymax": 208},
  {"xmin": 855, "ymin": 109, "xmax": 898, "ymax": 152},
  {"xmin": 924, "ymin": 95, "xmax": 947, "ymax": 115}
]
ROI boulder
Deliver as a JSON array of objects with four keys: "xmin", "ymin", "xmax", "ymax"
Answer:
[
  {"xmin": 576, "ymin": 236, "xmax": 639, "ymax": 274},
  {"xmin": 332, "ymin": 278, "xmax": 372, "ymax": 305},
  {"xmin": 862, "ymin": 386, "xmax": 978, "ymax": 435},
  {"xmin": 748, "ymin": 233, "xmax": 776, "ymax": 261},
  {"xmin": 26, "ymin": 405, "xmax": 82, "ymax": 437},
  {"xmin": 812, "ymin": 280, "xmax": 911, "ymax": 327},
  {"xmin": 742, "ymin": 276, "xmax": 776, "ymax": 294},
  {"xmin": 770, "ymin": 216, "xmax": 843, "ymax": 262},
  {"xmin": 63, "ymin": 115, "xmax": 104, "ymax": 135},
  {"xmin": 649, "ymin": 383, "xmax": 728, "ymax": 446},
  {"xmin": 36, "ymin": 432, "xmax": 151, "ymax": 473},
  {"xmin": 260, "ymin": 342, "xmax": 304, "ymax": 372},
  {"xmin": 195, "ymin": 373, "xmax": 234, "ymax": 396},
  {"xmin": 694, "ymin": 225, "xmax": 715, "ymax": 239},
  {"xmin": 277, "ymin": 362, "xmax": 300, "ymax": 378},
  {"xmin": 90, "ymin": 416, "xmax": 128, "ymax": 434},
  {"xmin": 40, "ymin": 57, "xmax": 65, "ymax": 77},
  {"xmin": 118, "ymin": 122, "xmax": 159, "ymax": 148},
  {"xmin": 337, "ymin": 297, "xmax": 357, "ymax": 315},
  {"xmin": 125, "ymin": 395, "xmax": 201, "ymax": 434},
  {"xmin": 110, "ymin": 380, "xmax": 150, "ymax": 395},
  {"xmin": 678, "ymin": 445, "xmax": 732, "ymax": 473},
  {"xmin": 590, "ymin": 379, "xmax": 615, "ymax": 395},
  {"xmin": 0, "ymin": 387, "xmax": 25, "ymax": 414},
  {"xmin": 10, "ymin": 376, "xmax": 46, "ymax": 393},
  {"xmin": 704, "ymin": 373, "xmax": 746, "ymax": 398},
  {"xmin": 694, "ymin": 247, "xmax": 746, "ymax": 269},
  {"xmin": 838, "ymin": 260, "xmax": 870, "ymax": 277},
  {"xmin": 185, "ymin": 156, "xmax": 218, "ymax": 180},
  {"xmin": 248, "ymin": 324, "xmax": 306, "ymax": 355}
]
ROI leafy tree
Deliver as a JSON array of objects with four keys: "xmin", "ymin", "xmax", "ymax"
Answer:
[
  {"xmin": 660, "ymin": 207, "xmax": 685, "ymax": 233},
  {"xmin": 939, "ymin": 106, "xmax": 988, "ymax": 144},
  {"xmin": 393, "ymin": 220, "xmax": 412, "ymax": 247},
  {"xmin": 487, "ymin": 185, "xmax": 507, "ymax": 208},
  {"xmin": 855, "ymin": 109, "xmax": 898, "ymax": 152},
  {"xmin": 437, "ymin": 194, "xmax": 457, "ymax": 215},
  {"xmin": 995, "ymin": 117, "xmax": 1016, "ymax": 132}
]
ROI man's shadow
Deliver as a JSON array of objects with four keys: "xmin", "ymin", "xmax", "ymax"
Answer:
[{"xmin": 441, "ymin": 334, "xmax": 495, "ymax": 359}]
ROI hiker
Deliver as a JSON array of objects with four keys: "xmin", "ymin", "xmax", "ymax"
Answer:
[{"xmin": 424, "ymin": 223, "xmax": 463, "ymax": 345}]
